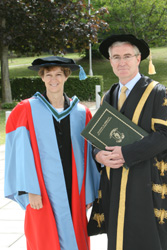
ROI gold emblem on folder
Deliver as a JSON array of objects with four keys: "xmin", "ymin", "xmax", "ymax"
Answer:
[{"xmin": 110, "ymin": 128, "xmax": 125, "ymax": 143}]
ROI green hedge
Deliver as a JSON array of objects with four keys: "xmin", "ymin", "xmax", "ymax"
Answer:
[{"xmin": 0, "ymin": 75, "xmax": 103, "ymax": 101}]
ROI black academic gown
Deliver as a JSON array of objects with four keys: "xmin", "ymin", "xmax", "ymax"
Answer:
[{"xmin": 98, "ymin": 75, "xmax": 167, "ymax": 250}]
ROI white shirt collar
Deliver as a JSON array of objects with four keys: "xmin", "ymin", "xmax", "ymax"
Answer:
[{"xmin": 119, "ymin": 73, "xmax": 141, "ymax": 97}]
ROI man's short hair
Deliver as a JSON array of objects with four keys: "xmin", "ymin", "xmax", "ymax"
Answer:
[{"xmin": 108, "ymin": 41, "xmax": 141, "ymax": 58}]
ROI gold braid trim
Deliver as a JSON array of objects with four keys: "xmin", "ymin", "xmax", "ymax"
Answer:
[
  {"xmin": 106, "ymin": 166, "xmax": 110, "ymax": 180},
  {"xmin": 152, "ymin": 183, "xmax": 167, "ymax": 199},
  {"xmin": 132, "ymin": 81, "xmax": 158, "ymax": 125},
  {"xmin": 92, "ymin": 190, "xmax": 104, "ymax": 227},
  {"xmin": 151, "ymin": 118, "xmax": 167, "ymax": 132},
  {"xmin": 154, "ymin": 209, "xmax": 167, "ymax": 224},
  {"xmin": 154, "ymin": 159, "xmax": 167, "ymax": 176},
  {"xmin": 116, "ymin": 168, "xmax": 129, "ymax": 250},
  {"xmin": 101, "ymin": 95, "xmax": 105, "ymax": 105},
  {"xmin": 97, "ymin": 190, "xmax": 102, "ymax": 204},
  {"xmin": 162, "ymin": 97, "xmax": 167, "ymax": 106},
  {"xmin": 92, "ymin": 213, "xmax": 105, "ymax": 228},
  {"xmin": 98, "ymin": 190, "xmax": 102, "ymax": 199}
]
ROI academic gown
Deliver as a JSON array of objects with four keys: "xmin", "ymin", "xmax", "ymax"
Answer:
[
  {"xmin": 45, "ymin": 92, "xmax": 73, "ymax": 208},
  {"xmin": 4, "ymin": 92, "xmax": 100, "ymax": 250},
  {"xmin": 99, "ymin": 75, "xmax": 167, "ymax": 250}
]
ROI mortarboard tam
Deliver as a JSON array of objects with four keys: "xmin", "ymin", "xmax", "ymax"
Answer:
[
  {"xmin": 28, "ymin": 56, "xmax": 87, "ymax": 80},
  {"xmin": 99, "ymin": 34, "xmax": 150, "ymax": 61}
]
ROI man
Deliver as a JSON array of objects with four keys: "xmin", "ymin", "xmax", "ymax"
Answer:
[
  {"xmin": 93, "ymin": 34, "xmax": 167, "ymax": 250},
  {"xmin": 4, "ymin": 56, "xmax": 100, "ymax": 250}
]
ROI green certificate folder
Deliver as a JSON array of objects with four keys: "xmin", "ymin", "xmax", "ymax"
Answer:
[{"xmin": 81, "ymin": 101, "xmax": 148, "ymax": 150}]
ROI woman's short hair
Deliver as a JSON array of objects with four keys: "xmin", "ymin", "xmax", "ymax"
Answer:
[{"xmin": 38, "ymin": 66, "xmax": 72, "ymax": 78}]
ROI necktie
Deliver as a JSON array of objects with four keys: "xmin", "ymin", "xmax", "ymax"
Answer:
[{"xmin": 118, "ymin": 86, "xmax": 128, "ymax": 111}]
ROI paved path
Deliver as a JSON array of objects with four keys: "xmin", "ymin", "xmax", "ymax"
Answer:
[{"xmin": 0, "ymin": 105, "xmax": 107, "ymax": 250}]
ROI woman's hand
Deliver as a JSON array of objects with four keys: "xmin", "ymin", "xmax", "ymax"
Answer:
[
  {"xmin": 29, "ymin": 193, "xmax": 43, "ymax": 210},
  {"xmin": 86, "ymin": 203, "xmax": 93, "ymax": 210}
]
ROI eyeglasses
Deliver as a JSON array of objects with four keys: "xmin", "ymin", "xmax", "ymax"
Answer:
[{"xmin": 110, "ymin": 54, "xmax": 139, "ymax": 63}]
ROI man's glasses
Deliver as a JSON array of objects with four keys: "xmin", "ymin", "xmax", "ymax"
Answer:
[{"xmin": 110, "ymin": 54, "xmax": 139, "ymax": 63}]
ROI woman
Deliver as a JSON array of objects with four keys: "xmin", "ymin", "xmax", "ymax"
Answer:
[{"xmin": 4, "ymin": 56, "xmax": 100, "ymax": 250}]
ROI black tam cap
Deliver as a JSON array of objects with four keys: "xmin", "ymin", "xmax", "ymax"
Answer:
[
  {"xmin": 99, "ymin": 34, "xmax": 150, "ymax": 61},
  {"xmin": 28, "ymin": 56, "xmax": 80, "ymax": 71}
]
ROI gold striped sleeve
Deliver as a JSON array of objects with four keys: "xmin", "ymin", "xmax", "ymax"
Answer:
[{"xmin": 151, "ymin": 118, "xmax": 167, "ymax": 131}]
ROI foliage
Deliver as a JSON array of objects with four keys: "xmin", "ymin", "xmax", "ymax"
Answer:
[
  {"xmin": 93, "ymin": 0, "xmax": 167, "ymax": 46},
  {"xmin": 0, "ymin": 76, "xmax": 103, "ymax": 101},
  {"xmin": 65, "ymin": 76, "xmax": 103, "ymax": 100},
  {"xmin": 0, "ymin": 0, "xmax": 109, "ymax": 103},
  {"xmin": 0, "ymin": 0, "xmax": 109, "ymax": 55},
  {"xmin": 1, "ymin": 102, "xmax": 17, "ymax": 109},
  {"xmin": 84, "ymin": 43, "xmax": 104, "ymax": 59}
]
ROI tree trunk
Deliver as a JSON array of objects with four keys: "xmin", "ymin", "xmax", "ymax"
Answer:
[
  {"xmin": 1, "ymin": 17, "xmax": 12, "ymax": 104},
  {"xmin": 1, "ymin": 45, "xmax": 12, "ymax": 103}
]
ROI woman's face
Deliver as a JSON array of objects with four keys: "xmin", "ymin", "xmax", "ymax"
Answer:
[{"xmin": 42, "ymin": 67, "xmax": 68, "ymax": 95}]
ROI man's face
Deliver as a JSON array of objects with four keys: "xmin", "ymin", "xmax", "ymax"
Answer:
[{"xmin": 109, "ymin": 43, "xmax": 141, "ymax": 84}]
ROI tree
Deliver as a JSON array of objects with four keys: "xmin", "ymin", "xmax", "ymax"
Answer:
[
  {"xmin": 103, "ymin": 0, "xmax": 167, "ymax": 45},
  {"xmin": 0, "ymin": 0, "xmax": 108, "ymax": 103}
]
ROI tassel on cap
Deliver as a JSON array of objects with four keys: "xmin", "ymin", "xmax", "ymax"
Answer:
[
  {"xmin": 79, "ymin": 65, "xmax": 87, "ymax": 80},
  {"xmin": 148, "ymin": 52, "xmax": 156, "ymax": 75}
]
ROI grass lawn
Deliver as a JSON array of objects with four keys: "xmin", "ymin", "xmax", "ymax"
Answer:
[
  {"xmin": 0, "ymin": 110, "xmax": 6, "ymax": 145},
  {"xmin": 1, "ymin": 47, "xmax": 167, "ymax": 145}
]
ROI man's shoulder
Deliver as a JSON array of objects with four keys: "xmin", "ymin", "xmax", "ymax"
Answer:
[
  {"xmin": 141, "ymin": 75, "xmax": 166, "ymax": 101},
  {"xmin": 140, "ymin": 74, "xmax": 164, "ymax": 88},
  {"xmin": 103, "ymin": 83, "xmax": 119, "ymax": 101}
]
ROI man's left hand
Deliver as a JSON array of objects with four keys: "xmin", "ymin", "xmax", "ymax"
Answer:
[{"xmin": 105, "ymin": 146, "xmax": 125, "ymax": 166}]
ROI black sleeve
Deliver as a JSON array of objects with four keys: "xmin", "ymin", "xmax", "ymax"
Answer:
[
  {"xmin": 92, "ymin": 146, "xmax": 103, "ymax": 172},
  {"xmin": 18, "ymin": 191, "xmax": 27, "ymax": 195}
]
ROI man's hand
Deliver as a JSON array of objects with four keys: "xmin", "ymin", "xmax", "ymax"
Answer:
[
  {"xmin": 95, "ymin": 146, "xmax": 125, "ymax": 169},
  {"xmin": 29, "ymin": 193, "xmax": 43, "ymax": 210}
]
